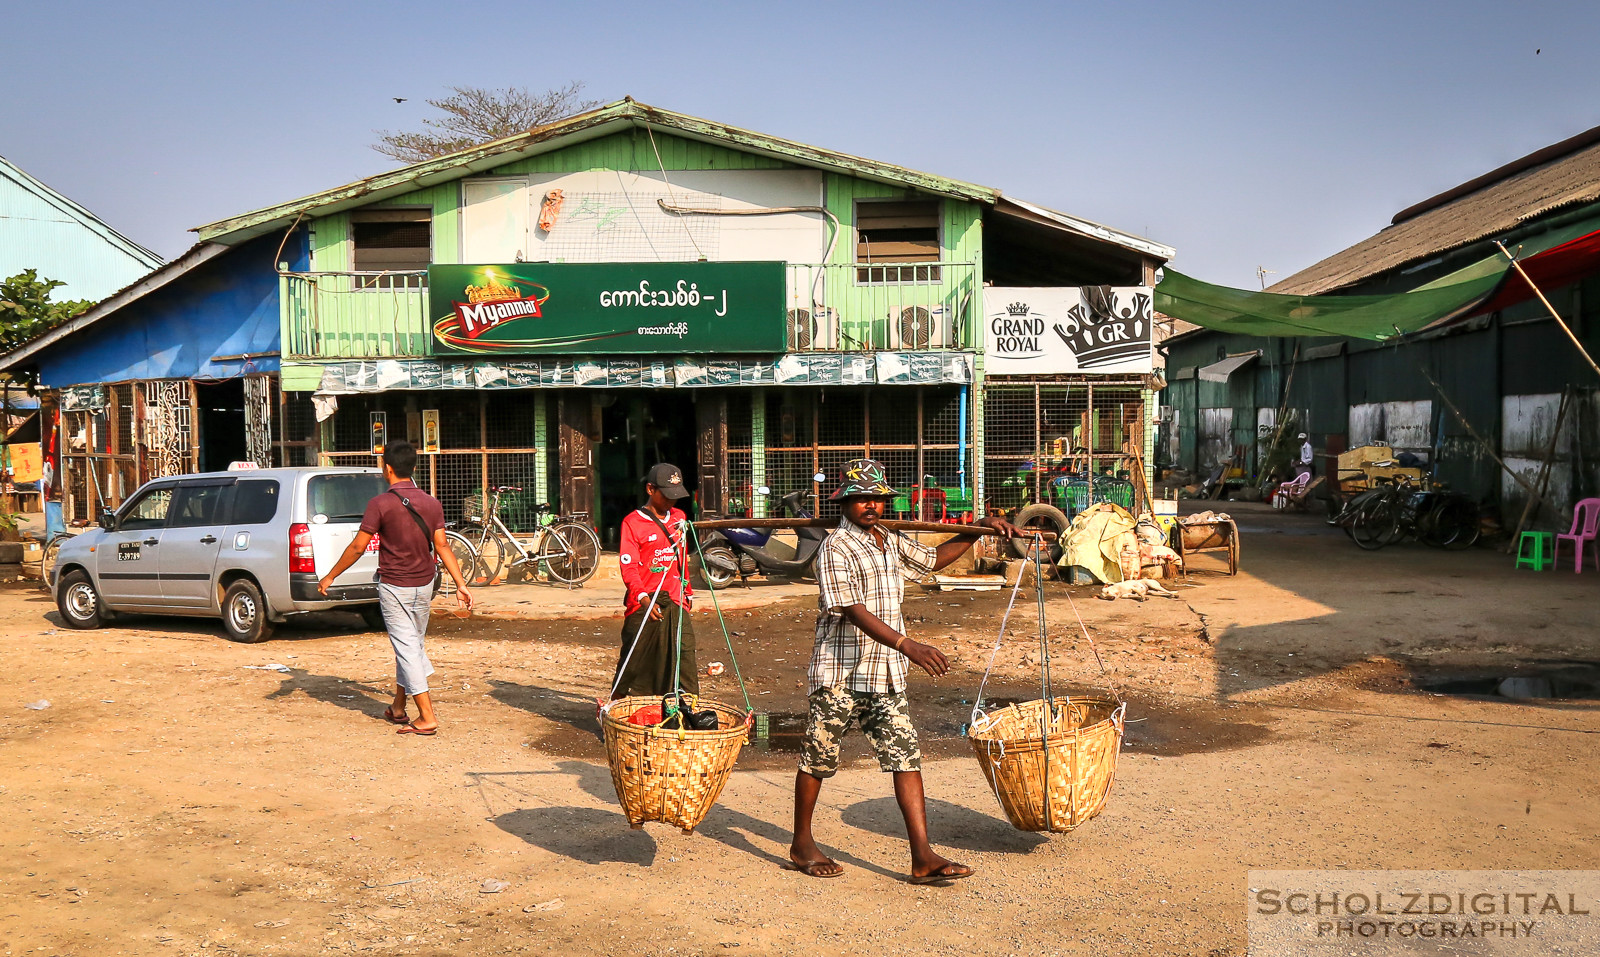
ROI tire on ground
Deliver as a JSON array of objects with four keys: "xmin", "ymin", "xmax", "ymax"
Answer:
[
  {"xmin": 358, "ymin": 604, "xmax": 386, "ymax": 631},
  {"xmin": 221, "ymin": 578, "xmax": 275, "ymax": 643},
  {"xmin": 1008, "ymin": 503, "xmax": 1070, "ymax": 562},
  {"xmin": 56, "ymin": 569, "xmax": 108, "ymax": 630}
]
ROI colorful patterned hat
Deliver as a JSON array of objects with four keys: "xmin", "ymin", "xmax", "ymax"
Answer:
[{"xmin": 829, "ymin": 458, "xmax": 900, "ymax": 501}]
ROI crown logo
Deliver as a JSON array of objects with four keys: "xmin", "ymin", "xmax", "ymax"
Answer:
[
  {"xmin": 1006, "ymin": 302, "xmax": 1031, "ymax": 317},
  {"xmin": 1050, "ymin": 287, "xmax": 1153, "ymax": 370}
]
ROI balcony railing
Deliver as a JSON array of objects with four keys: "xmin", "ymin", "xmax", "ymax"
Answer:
[
  {"xmin": 281, "ymin": 271, "xmax": 430, "ymax": 360},
  {"xmin": 783, "ymin": 262, "xmax": 976, "ymax": 352},
  {"xmin": 282, "ymin": 262, "xmax": 977, "ymax": 360}
]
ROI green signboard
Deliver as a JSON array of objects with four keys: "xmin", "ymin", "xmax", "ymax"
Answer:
[{"xmin": 427, "ymin": 261, "xmax": 787, "ymax": 355}]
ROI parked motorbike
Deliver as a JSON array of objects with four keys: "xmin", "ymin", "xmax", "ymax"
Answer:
[{"xmin": 694, "ymin": 474, "xmax": 829, "ymax": 589}]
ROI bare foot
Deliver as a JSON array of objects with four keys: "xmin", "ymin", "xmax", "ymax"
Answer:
[{"xmin": 787, "ymin": 842, "xmax": 843, "ymax": 879}]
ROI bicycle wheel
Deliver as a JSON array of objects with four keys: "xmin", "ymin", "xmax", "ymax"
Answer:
[
  {"xmin": 40, "ymin": 534, "xmax": 67, "ymax": 589},
  {"xmin": 1351, "ymin": 498, "xmax": 1400, "ymax": 550},
  {"xmin": 455, "ymin": 525, "xmax": 503, "ymax": 586},
  {"xmin": 540, "ymin": 521, "xmax": 601, "ymax": 584},
  {"xmin": 440, "ymin": 530, "xmax": 481, "ymax": 592},
  {"xmin": 1425, "ymin": 497, "xmax": 1481, "ymax": 550}
]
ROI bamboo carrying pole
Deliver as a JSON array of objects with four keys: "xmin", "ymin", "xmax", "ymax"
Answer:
[{"xmin": 690, "ymin": 516, "xmax": 1057, "ymax": 540}]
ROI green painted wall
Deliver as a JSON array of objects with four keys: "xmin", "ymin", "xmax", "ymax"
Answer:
[
  {"xmin": 492, "ymin": 130, "xmax": 791, "ymax": 175},
  {"xmin": 289, "ymin": 130, "xmax": 985, "ymax": 359}
]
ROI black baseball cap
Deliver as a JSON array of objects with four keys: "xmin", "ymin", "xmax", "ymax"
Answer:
[{"xmin": 645, "ymin": 463, "xmax": 690, "ymax": 500}]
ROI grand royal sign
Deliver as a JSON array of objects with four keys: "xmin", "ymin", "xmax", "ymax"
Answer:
[
  {"xmin": 428, "ymin": 262, "xmax": 786, "ymax": 355},
  {"xmin": 981, "ymin": 286, "xmax": 1154, "ymax": 375}
]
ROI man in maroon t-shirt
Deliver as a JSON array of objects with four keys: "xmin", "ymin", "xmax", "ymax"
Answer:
[{"xmin": 319, "ymin": 441, "xmax": 472, "ymax": 735}]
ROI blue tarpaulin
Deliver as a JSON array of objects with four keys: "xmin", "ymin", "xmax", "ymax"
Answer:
[{"xmin": 33, "ymin": 234, "xmax": 285, "ymax": 388}]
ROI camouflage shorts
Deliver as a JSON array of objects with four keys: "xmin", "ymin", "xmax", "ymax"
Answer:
[{"xmin": 800, "ymin": 687, "xmax": 921, "ymax": 778}]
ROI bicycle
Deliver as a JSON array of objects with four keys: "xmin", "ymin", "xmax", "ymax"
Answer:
[
  {"xmin": 446, "ymin": 486, "xmax": 602, "ymax": 586},
  {"xmin": 38, "ymin": 533, "xmax": 69, "ymax": 590},
  {"xmin": 1334, "ymin": 476, "xmax": 1480, "ymax": 551}
]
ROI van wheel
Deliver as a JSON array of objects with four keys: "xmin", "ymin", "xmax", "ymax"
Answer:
[
  {"xmin": 57, "ymin": 569, "xmax": 108, "ymax": 629},
  {"xmin": 222, "ymin": 579, "xmax": 274, "ymax": 643},
  {"xmin": 358, "ymin": 604, "xmax": 386, "ymax": 631}
]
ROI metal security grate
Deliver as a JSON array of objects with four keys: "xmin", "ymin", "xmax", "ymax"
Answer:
[
  {"xmin": 725, "ymin": 386, "xmax": 974, "ymax": 521},
  {"xmin": 981, "ymin": 379, "xmax": 1149, "ymax": 519}
]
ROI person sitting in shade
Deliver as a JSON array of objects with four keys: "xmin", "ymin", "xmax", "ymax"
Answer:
[
  {"xmin": 610, "ymin": 463, "xmax": 698, "ymax": 699},
  {"xmin": 790, "ymin": 458, "xmax": 1020, "ymax": 884}
]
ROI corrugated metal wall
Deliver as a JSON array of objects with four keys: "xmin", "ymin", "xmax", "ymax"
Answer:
[{"xmin": 1162, "ymin": 285, "xmax": 1600, "ymax": 520}]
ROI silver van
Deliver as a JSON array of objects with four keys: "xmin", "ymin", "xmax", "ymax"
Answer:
[{"xmin": 52, "ymin": 467, "xmax": 391, "ymax": 642}]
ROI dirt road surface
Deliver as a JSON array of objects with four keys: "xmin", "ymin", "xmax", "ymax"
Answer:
[{"xmin": 3, "ymin": 503, "xmax": 1597, "ymax": 955}]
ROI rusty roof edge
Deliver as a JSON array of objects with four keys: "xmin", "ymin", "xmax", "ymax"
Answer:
[
  {"xmin": 625, "ymin": 103, "xmax": 998, "ymax": 203},
  {"xmin": 195, "ymin": 98, "xmax": 1003, "ymax": 243},
  {"xmin": 994, "ymin": 195, "xmax": 1175, "ymax": 262}
]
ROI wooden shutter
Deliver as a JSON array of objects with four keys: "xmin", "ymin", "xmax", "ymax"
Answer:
[
  {"xmin": 558, "ymin": 394, "xmax": 594, "ymax": 519},
  {"xmin": 696, "ymin": 396, "xmax": 728, "ymax": 517}
]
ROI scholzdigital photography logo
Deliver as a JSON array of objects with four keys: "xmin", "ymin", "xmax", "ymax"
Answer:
[{"xmin": 1247, "ymin": 870, "xmax": 1600, "ymax": 954}]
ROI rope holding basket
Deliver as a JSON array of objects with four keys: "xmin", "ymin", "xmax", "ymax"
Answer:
[
  {"xmin": 968, "ymin": 536, "xmax": 1127, "ymax": 833},
  {"xmin": 598, "ymin": 522, "xmax": 755, "ymax": 833},
  {"xmin": 968, "ymin": 696, "xmax": 1125, "ymax": 832},
  {"xmin": 601, "ymin": 696, "xmax": 753, "ymax": 833}
]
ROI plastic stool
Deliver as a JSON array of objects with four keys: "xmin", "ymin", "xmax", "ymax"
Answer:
[{"xmin": 1515, "ymin": 531, "xmax": 1554, "ymax": 570}]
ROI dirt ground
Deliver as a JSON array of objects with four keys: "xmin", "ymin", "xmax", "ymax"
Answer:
[{"xmin": 3, "ymin": 502, "xmax": 1598, "ymax": 956}]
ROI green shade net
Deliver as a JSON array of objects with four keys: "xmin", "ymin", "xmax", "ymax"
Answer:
[
  {"xmin": 1154, "ymin": 263, "xmax": 1506, "ymax": 340},
  {"xmin": 1156, "ymin": 215, "xmax": 1600, "ymax": 340}
]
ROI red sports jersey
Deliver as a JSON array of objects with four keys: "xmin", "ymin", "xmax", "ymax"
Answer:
[{"xmin": 618, "ymin": 507, "xmax": 693, "ymax": 615}]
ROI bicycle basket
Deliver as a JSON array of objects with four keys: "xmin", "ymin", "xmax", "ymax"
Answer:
[{"xmin": 461, "ymin": 493, "xmax": 485, "ymax": 524}]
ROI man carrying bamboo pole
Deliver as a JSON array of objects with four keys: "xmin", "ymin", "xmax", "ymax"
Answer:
[{"xmin": 789, "ymin": 458, "xmax": 1019, "ymax": 884}]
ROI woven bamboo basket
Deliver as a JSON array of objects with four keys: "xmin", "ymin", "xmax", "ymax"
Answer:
[
  {"xmin": 601, "ymin": 696, "xmax": 751, "ymax": 834},
  {"xmin": 968, "ymin": 696, "xmax": 1126, "ymax": 833}
]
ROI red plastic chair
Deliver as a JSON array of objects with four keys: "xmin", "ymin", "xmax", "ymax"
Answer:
[
  {"xmin": 912, "ymin": 488, "xmax": 948, "ymax": 523},
  {"xmin": 1554, "ymin": 497, "xmax": 1600, "ymax": 573}
]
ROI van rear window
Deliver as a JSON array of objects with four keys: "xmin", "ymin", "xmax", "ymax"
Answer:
[
  {"xmin": 231, "ymin": 480, "xmax": 281, "ymax": 525},
  {"xmin": 309, "ymin": 474, "xmax": 388, "ymax": 523}
]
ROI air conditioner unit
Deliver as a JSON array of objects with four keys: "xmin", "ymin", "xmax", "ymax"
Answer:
[
  {"xmin": 899, "ymin": 306, "xmax": 933, "ymax": 350},
  {"xmin": 787, "ymin": 308, "xmax": 817, "ymax": 350}
]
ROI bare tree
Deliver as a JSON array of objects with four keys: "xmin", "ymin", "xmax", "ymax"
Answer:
[{"xmin": 374, "ymin": 82, "xmax": 603, "ymax": 163}]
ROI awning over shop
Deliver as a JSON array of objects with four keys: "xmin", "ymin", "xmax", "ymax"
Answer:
[
  {"xmin": 1156, "ymin": 220, "xmax": 1600, "ymax": 340},
  {"xmin": 1198, "ymin": 351, "xmax": 1260, "ymax": 382}
]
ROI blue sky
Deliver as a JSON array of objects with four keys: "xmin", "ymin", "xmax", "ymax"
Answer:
[{"xmin": 4, "ymin": 0, "xmax": 1596, "ymax": 288}]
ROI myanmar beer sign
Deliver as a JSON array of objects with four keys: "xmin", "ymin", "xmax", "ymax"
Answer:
[
  {"xmin": 428, "ymin": 262, "xmax": 786, "ymax": 355},
  {"xmin": 981, "ymin": 286, "xmax": 1154, "ymax": 375}
]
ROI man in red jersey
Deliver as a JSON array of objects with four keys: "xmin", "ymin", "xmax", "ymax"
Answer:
[{"xmin": 610, "ymin": 463, "xmax": 698, "ymax": 698}]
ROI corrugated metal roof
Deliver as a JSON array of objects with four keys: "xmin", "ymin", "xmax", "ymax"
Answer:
[
  {"xmin": 1198, "ymin": 351, "xmax": 1260, "ymax": 382},
  {"xmin": 1271, "ymin": 131, "xmax": 1600, "ymax": 296},
  {"xmin": 194, "ymin": 98, "xmax": 1168, "ymax": 262},
  {"xmin": 0, "ymin": 154, "xmax": 164, "ymax": 301}
]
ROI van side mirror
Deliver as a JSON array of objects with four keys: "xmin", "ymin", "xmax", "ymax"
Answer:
[{"xmin": 98, "ymin": 509, "xmax": 116, "ymax": 531}]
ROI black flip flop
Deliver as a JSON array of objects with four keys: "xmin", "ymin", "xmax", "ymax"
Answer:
[
  {"xmin": 396, "ymin": 724, "xmax": 437, "ymax": 736},
  {"xmin": 907, "ymin": 866, "xmax": 975, "ymax": 885},
  {"xmin": 784, "ymin": 859, "xmax": 844, "ymax": 879}
]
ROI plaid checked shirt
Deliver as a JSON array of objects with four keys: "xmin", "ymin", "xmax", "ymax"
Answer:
[{"xmin": 809, "ymin": 519, "xmax": 937, "ymax": 693}]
